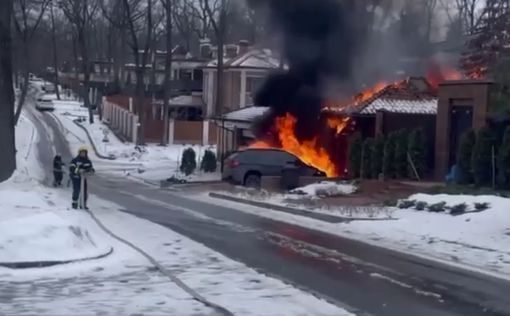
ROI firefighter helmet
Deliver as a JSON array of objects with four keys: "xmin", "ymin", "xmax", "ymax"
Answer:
[{"xmin": 78, "ymin": 145, "xmax": 88, "ymax": 154}]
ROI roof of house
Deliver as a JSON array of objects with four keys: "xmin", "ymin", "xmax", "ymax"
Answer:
[
  {"xmin": 324, "ymin": 77, "xmax": 438, "ymax": 116},
  {"xmin": 219, "ymin": 106, "xmax": 270, "ymax": 122},
  {"xmin": 204, "ymin": 48, "xmax": 281, "ymax": 69},
  {"xmin": 359, "ymin": 98, "xmax": 437, "ymax": 115}
]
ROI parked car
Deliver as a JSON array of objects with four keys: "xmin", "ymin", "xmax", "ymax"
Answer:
[
  {"xmin": 35, "ymin": 95, "xmax": 55, "ymax": 111},
  {"xmin": 222, "ymin": 148, "xmax": 326, "ymax": 187},
  {"xmin": 42, "ymin": 83, "xmax": 56, "ymax": 93}
]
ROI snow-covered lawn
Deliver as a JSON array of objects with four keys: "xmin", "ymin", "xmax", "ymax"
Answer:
[
  {"xmin": 47, "ymin": 93, "xmax": 218, "ymax": 183},
  {"xmin": 201, "ymin": 191, "xmax": 510, "ymax": 279}
]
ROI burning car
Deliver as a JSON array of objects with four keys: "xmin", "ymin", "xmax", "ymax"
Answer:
[{"xmin": 222, "ymin": 148, "xmax": 326, "ymax": 188}]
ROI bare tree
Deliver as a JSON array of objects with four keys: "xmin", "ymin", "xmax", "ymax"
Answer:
[
  {"xmin": 103, "ymin": 0, "xmax": 160, "ymax": 145},
  {"xmin": 100, "ymin": 0, "xmax": 127, "ymax": 90},
  {"xmin": 423, "ymin": 0, "xmax": 438, "ymax": 42},
  {"xmin": 160, "ymin": 0, "xmax": 173, "ymax": 145},
  {"xmin": 59, "ymin": 0, "xmax": 99, "ymax": 124},
  {"xmin": 173, "ymin": 0, "xmax": 199, "ymax": 51},
  {"xmin": 204, "ymin": 0, "xmax": 226, "ymax": 115},
  {"xmin": 50, "ymin": 0, "xmax": 60, "ymax": 100},
  {"xmin": 0, "ymin": 0, "xmax": 16, "ymax": 181},
  {"xmin": 441, "ymin": 0, "xmax": 486, "ymax": 33},
  {"xmin": 12, "ymin": 0, "xmax": 50, "ymax": 125}
]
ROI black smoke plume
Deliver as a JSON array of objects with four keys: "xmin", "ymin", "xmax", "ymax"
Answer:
[{"xmin": 251, "ymin": 0, "xmax": 359, "ymax": 141}]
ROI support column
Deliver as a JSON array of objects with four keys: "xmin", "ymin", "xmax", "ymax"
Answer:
[
  {"xmin": 168, "ymin": 119, "xmax": 175, "ymax": 145},
  {"xmin": 207, "ymin": 71, "xmax": 214, "ymax": 116},
  {"xmin": 240, "ymin": 70, "xmax": 247, "ymax": 108},
  {"xmin": 202, "ymin": 120, "xmax": 210, "ymax": 145},
  {"xmin": 375, "ymin": 111, "xmax": 385, "ymax": 137},
  {"xmin": 132, "ymin": 115, "xmax": 139, "ymax": 144}
]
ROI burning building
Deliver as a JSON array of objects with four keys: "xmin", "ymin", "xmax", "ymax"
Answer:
[
  {"xmin": 215, "ymin": 0, "xmax": 494, "ymax": 181},
  {"xmin": 217, "ymin": 75, "xmax": 493, "ymax": 180}
]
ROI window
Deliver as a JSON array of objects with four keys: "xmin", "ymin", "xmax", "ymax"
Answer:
[
  {"xmin": 246, "ymin": 76, "xmax": 264, "ymax": 94},
  {"xmin": 245, "ymin": 76, "xmax": 264, "ymax": 106},
  {"xmin": 193, "ymin": 69, "xmax": 203, "ymax": 81},
  {"xmin": 179, "ymin": 69, "xmax": 192, "ymax": 80}
]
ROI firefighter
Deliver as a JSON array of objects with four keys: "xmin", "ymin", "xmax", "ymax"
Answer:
[
  {"xmin": 53, "ymin": 154, "xmax": 64, "ymax": 187},
  {"xmin": 69, "ymin": 146, "xmax": 95, "ymax": 209}
]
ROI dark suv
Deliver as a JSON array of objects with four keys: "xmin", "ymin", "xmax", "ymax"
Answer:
[{"xmin": 222, "ymin": 148, "xmax": 325, "ymax": 187}]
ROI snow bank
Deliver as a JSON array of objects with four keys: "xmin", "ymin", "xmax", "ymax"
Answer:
[
  {"xmin": 291, "ymin": 181, "xmax": 357, "ymax": 197},
  {"xmin": 0, "ymin": 212, "xmax": 111, "ymax": 263}
]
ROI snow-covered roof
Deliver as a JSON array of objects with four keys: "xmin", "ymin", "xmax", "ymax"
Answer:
[
  {"xmin": 360, "ymin": 98, "xmax": 438, "ymax": 115},
  {"xmin": 220, "ymin": 106, "xmax": 270, "ymax": 122},
  {"xmin": 324, "ymin": 77, "xmax": 438, "ymax": 116},
  {"xmin": 205, "ymin": 48, "xmax": 281, "ymax": 69},
  {"xmin": 169, "ymin": 94, "xmax": 204, "ymax": 107}
]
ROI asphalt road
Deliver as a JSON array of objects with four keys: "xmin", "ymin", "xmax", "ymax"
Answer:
[{"xmin": 32, "ymin": 104, "xmax": 510, "ymax": 316}]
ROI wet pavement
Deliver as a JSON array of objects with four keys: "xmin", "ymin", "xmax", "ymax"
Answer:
[{"xmin": 34, "ymin": 106, "xmax": 510, "ymax": 316}]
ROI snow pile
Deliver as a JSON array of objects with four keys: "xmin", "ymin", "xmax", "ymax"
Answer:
[
  {"xmin": 0, "ymin": 211, "xmax": 111, "ymax": 264},
  {"xmin": 291, "ymin": 181, "xmax": 357, "ymax": 197},
  {"xmin": 9, "ymin": 115, "xmax": 45, "ymax": 183}
]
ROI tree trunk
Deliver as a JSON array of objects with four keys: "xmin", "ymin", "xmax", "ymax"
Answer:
[
  {"xmin": 135, "ymin": 69, "xmax": 145, "ymax": 145},
  {"xmin": 72, "ymin": 37, "xmax": 79, "ymax": 98},
  {"xmin": 14, "ymin": 45, "xmax": 30, "ymax": 126},
  {"xmin": 215, "ymin": 0, "xmax": 226, "ymax": 115},
  {"xmin": 161, "ymin": 0, "xmax": 173, "ymax": 146},
  {"xmin": 0, "ymin": 0, "xmax": 16, "ymax": 181},
  {"xmin": 50, "ymin": 2, "xmax": 60, "ymax": 100},
  {"xmin": 78, "ymin": 29, "xmax": 94, "ymax": 124}
]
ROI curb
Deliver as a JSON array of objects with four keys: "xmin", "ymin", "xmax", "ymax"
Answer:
[
  {"xmin": 0, "ymin": 247, "xmax": 114, "ymax": 269},
  {"xmin": 72, "ymin": 120, "xmax": 116, "ymax": 160},
  {"xmin": 160, "ymin": 179, "xmax": 224, "ymax": 188},
  {"xmin": 48, "ymin": 112, "xmax": 86, "ymax": 144},
  {"xmin": 208, "ymin": 192, "xmax": 397, "ymax": 223}
]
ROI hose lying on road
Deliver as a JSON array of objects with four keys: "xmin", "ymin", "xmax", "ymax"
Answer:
[{"xmin": 84, "ymin": 208, "xmax": 234, "ymax": 316}]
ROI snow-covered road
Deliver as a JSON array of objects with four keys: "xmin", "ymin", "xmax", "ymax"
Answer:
[{"xmin": 0, "ymin": 89, "xmax": 354, "ymax": 315}]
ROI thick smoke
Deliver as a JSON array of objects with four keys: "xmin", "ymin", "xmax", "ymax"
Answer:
[
  {"xmin": 248, "ymin": 0, "xmax": 460, "ymax": 142},
  {"xmin": 252, "ymin": 0, "xmax": 360, "ymax": 141}
]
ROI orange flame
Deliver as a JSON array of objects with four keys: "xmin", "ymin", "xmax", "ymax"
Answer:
[
  {"xmin": 249, "ymin": 113, "xmax": 338, "ymax": 177},
  {"xmin": 276, "ymin": 114, "xmax": 337, "ymax": 177},
  {"xmin": 354, "ymin": 81, "xmax": 388, "ymax": 105},
  {"xmin": 247, "ymin": 141, "xmax": 272, "ymax": 149},
  {"xmin": 327, "ymin": 117, "xmax": 350, "ymax": 135}
]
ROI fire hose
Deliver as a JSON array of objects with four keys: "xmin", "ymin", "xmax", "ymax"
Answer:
[{"xmin": 79, "ymin": 173, "xmax": 234, "ymax": 316}]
